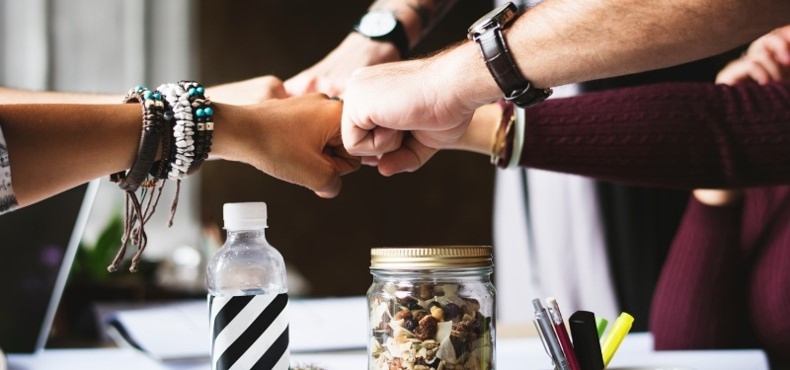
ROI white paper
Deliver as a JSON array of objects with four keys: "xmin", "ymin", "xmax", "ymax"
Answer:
[
  {"xmin": 6, "ymin": 348, "xmax": 171, "ymax": 370},
  {"xmin": 107, "ymin": 296, "xmax": 368, "ymax": 361}
]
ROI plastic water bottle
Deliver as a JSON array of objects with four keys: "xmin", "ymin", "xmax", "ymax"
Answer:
[{"xmin": 207, "ymin": 202, "xmax": 290, "ymax": 370}]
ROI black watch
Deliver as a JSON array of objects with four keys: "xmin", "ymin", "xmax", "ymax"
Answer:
[
  {"xmin": 354, "ymin": 11, "xmax": 410, "ymax": 58},
  {"xmin": 467, "ymin": 2, "xmax": 552, "ymax": 108}
]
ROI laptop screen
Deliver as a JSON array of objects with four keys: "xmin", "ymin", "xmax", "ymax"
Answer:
[{"xmin": 0, "ymin": 180, "xmax": 98, "ymax": 353}]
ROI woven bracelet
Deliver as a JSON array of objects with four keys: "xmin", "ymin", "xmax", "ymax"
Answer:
[{"xmin": 110, "ymin": 86, "xmax": 166, "ymax": 191}]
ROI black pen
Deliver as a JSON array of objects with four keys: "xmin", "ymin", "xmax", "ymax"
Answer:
[
  {"xmin": 533, "ymin": 298, "xmax": 571, "ymax": 370},
  {"xmin": 569, "ymin": 310, "xmax": 605, "ymax": 370}
]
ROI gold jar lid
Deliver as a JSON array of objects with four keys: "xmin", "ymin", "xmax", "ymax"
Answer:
[{"xmin": 370, "ymin": 245, "xmax": 493, "ymax": 269}]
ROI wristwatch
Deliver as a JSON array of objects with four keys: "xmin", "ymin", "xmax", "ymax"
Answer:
[
  {"xmin": 354, "ymin": 10, "xmax": 410, "ymax": 58},
  {"xmin": 467, "ymin": 2, "xmax": 552, "ymax": 108}
]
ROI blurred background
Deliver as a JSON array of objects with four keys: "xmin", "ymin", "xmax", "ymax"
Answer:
[{"xmin": 0, "ymin": 0, "xmax": 496, "ymax": 347}]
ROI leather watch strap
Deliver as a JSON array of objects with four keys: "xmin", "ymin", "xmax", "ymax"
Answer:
[{"xmin": 477, "ymin": 27, "xmax": 551, "ymax": 108}]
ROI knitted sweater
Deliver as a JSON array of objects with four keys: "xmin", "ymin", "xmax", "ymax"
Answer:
[
  {"xmin": 650, "ymin": 188, "xmax": 790, "ymax": 368},
  {"xmin": 520, "ymin": 80, "xmax": 790, "ymax": 190}
]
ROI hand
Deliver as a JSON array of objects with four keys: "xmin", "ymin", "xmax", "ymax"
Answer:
[
  {"xmin": 284, "ymin": 33, "xmax": 402, "ymax": 97},
  {"xmin": 693, "ymin": 25, "xmax": 790, "ymax": 206},
  {"xmin": 207, "ymin": 75, "xmax": 288, "ymax": 105},
  {"xmin": 213, "ymin": 94, "xmax": 360, "ymax": 198},
  {"xmin": 716, "ymin": 25, "xmax": 790, "ymax": 84},
  {"xmin": 341, "ymin": 54, "xmax": 487, "ymax": 176}
]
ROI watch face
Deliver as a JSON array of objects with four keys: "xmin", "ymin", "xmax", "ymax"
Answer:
[
  {"xmin": 358, "ymin": 11, "xmax": 397, "ymax": 38},
  {"xmin": 468, "ymin": 2, "xmax": 517, "ymax": 37}
]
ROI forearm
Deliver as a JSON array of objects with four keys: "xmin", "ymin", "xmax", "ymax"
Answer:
[
  {"xmin": 0, "ymin": 87, "xmax": 121, "ymax": 104},
  {"xmin": 0, "ymin": 102, "xmax": 259, "ymax": 207},
  {"xmin": 0, "ymin": 104, "xmax": 139, "ymax": 206},
  {"xmin": 508, "ymin": 0, "xmax": 789, "ymax": 88},
  {"xmin": 435, "ymin": 0, "xmax": 789, "ymax": 105},
  {"xmin": 519, "ymin": 81, "xmax": 790, "ymax": 189}
]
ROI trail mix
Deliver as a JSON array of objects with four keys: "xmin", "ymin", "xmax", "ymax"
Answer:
[{"xmin": 368, "ymin": 283, "xmax": 493, "ymax": 370}]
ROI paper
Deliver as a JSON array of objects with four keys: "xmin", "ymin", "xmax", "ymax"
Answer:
[
  {"xmin": 6, "ymin": 348, "xmax": 171, "ymax": 370},
  {"xmin": 106, "ymin": 296, "xmax": 368, "ymax": 361}
]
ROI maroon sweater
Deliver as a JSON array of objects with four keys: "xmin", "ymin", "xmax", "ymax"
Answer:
[
  {"xmin": 520, "ymin": 80, "xmax": 790, "ymax": 190},
  {"xmin": 519, "ymin": 81, "xmax": 790, "ymax": 367},
  {"xmin": 650, "ymin": 188, "xmax": 790, "ymax": 368}
]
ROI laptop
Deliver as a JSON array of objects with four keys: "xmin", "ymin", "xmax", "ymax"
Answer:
[
  {"xmin": 0, "ymin": 179, "xmax": 100, "ymax": 354},
  {"xmin": 0, "ymin": 179, "xmax": 176, "ymax": 370}
]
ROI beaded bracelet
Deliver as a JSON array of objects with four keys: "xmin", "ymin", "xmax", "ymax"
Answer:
[
  {"xmin": 157, "ymin": 81, "xmax": 196, "ymax": 180},
  {"xmin": 182, "ymin": 81, "xmax": 214, "ymax": 175},
  {"xmin": 155, "ymin": 81, "xmax": 215, "ymax": 178}
]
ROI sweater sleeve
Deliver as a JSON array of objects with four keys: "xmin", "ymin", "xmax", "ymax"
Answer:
[{"xmin": 519, "ymin": 80, "xmax": 790, "ymax": 190}]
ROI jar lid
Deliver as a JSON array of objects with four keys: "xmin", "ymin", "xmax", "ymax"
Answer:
[{"xmin": 370, "ymin": 246, "xmax": 493, "ymax": 269}]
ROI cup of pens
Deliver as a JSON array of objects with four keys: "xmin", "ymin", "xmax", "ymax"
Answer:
[{"xmin": 533, "ymin": 297, "xmax": 633, "ymax": 370}]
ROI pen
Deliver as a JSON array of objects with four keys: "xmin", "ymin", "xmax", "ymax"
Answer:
[
  {"xmin": 533, "ymin": 298, "xmax": 571, "ymax": 370},
  {"xmin": 596, "ymin": 317, "xmax": 608, "ymax": 339},
  {"xmin": 546, "ymin": 297, "xmax": 581, "ymax": 370},
  {"xmin": 600, "ymin": 312, "xmax": 634, "ymax": 368},
  {"xmin": 569, "ymin": 310, "xmax": 604, "ymax": 370}
]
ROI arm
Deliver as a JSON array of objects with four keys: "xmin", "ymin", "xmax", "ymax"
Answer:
[
  {"xmin": 0, "ymin": 76, "xmax": 287, "ymax": 106},
  {"xmin": 0, "ymin": 93, "xmax": 358, "ymax": 209},
  {"xmin": 341, "ymin": 0, "xmax": 790, "ymax": 174},
  {"xmin": 451, "ymin": 80, "xmax": 790, "ymax": 190},
  {"xmin": 694, "ymin": 24, "xmax": 790, "ymax": 205},
  {"xmin": 0, "ymin": 86, "xmax": 122, "ymax": 104},
  {"xmin": 284, "ymin": 0, "xmax": 458, "ymax": 96}
]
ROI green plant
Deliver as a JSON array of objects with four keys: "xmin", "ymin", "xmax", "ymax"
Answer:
[{"xmin": 73, "ymin": 213, "xmax": 125, "ymax": 281}]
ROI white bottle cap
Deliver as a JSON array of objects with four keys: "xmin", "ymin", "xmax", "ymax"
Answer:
[{"xmin": 223, "ymin": 202, "xmax": 268, "ymax": 230}]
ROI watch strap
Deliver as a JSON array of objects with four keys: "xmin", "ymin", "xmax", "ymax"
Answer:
[
  {"xmin": 353, "ymin": 18, "xmax": 410, "ymax": 59},
  {"xmin": 476, "ymin": 27, "xmax": 551, "ymax": 108}
]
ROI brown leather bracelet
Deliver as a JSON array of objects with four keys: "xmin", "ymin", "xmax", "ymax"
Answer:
[
  {"xmin": 110, "ymin": 86, "xmax": 166, "ymax": 192},
  {"xmin": 491, "ymin": 99, "xmax": 516, "ymax": 168}
]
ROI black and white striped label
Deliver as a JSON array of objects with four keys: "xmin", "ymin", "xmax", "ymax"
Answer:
[{"xmin": 209, "ymin": 293, "xmax": 290, "ymax": 370}]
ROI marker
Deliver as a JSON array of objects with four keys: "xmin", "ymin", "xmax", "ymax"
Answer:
[
  {"xmin": 600, "ymin": 312, "xmax": 634, "ymax": 367},
  {"xmin": 545, "ymin": 297, "xmax": 581, "ymax": 370},
  {"xmin": 569, "ymin": 310, "xmax": 604, "ymax": 370},
  {"xmin": 596, "ymin": 317, "xmax": 608, "ymax": 339},
  {"xmin": 533, "ymin": 298, "xmax": 571, "ymax": 370}
]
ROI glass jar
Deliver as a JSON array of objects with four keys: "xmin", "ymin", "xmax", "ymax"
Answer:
[{"xmin": 367, "ymin": 246, "xmax": 496, "ymax": 370}]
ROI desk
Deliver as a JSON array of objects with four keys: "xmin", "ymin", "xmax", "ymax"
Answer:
[
  {"xmin": 9, "ymin": 332, "xmax": 767, "ymax": 370},
  {"xmin": 165, "ymin": 332, "xmax": 767, "ymax": 370}
]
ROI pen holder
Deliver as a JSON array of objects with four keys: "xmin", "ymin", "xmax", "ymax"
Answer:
[{"xmin": 366, "ymin": 246, "xmax": 496, "ymax": 370}]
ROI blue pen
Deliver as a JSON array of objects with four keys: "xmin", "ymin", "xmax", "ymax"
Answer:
[{"xmin": 533, "ymin": 298, "xmax": 571, "ymax": 370}]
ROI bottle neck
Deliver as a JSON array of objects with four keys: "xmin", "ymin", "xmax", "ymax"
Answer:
[{"xmin": 225, "ymin": 228, "xmax": 267, "ymax": 244}]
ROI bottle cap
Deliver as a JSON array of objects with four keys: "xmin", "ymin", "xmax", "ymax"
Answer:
[{"xmin": 223, "ymin": 202, "xmax": 268, "ymax": 230}]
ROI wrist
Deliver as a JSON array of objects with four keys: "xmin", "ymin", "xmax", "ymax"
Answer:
[
  {"xmin": 435, "ymin": 41, "xmax": 503, "ymax": 108},
  {"xmin": 343, "ymin": 32, "xmax": 402, "ymax": 64},
  {"xmin": 209, "ymin": 102, "xmax": 244, "ymax": 162},
  {"xmin": 448, "ymin": 102, "xmax": 502, "ymax": 155}
]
